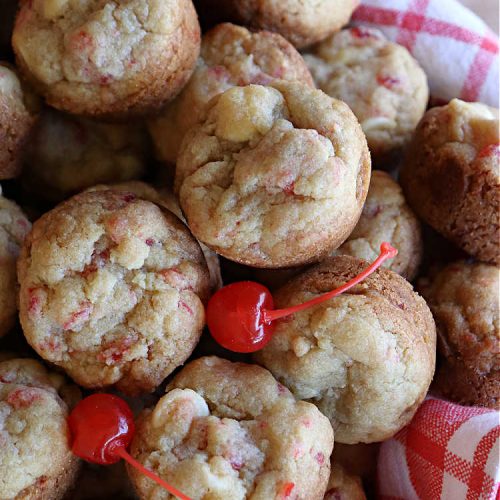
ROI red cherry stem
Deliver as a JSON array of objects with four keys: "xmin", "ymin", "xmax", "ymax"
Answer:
[
  {"xmin": 263, "ymin": 242, "xmax": 398, "ymax": 323},
  {"xmin": 115, "ymin": 447, "xmax": 192, "ymax": 500}
]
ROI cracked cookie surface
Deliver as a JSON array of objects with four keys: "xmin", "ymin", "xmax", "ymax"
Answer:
[
  {"xmin": 254, "ymin": 255, "xmax": 436, "ymax": 444},
  {"xmin": 0, "ymin": 358, "xmax": 80, "ymax": 499},
  {"xmin": 13, "ymin": 0, "xmax": 200, "ymax": 118},
  {"xmin": 305, "ymin": 27, "xmax": 428, "ymax": 164},
  {"xmin": 332, "ymin": 171, "xmax": 422, "ymax": 280},
  {"xmin": 128, "ymin": 356, "xmax": 333, "ymax": 500},
  {"xmin": 400, "ymin": 99, "xmax": 500, "ymax": 264},
  {"xmin": 149, "ymin": 22, "xmax": 313, "ymax": 165},
  {"xmin": 18, "ymin": 189, "xmax": 210, "ymax": 395},
  {"xmin": 420, "ymin": 261, "xmax": 500, "ymax": 408},
  {"xmin": 176, "ymin": 82, "xmax": 371, "ymax": 268},
  {"xmin": 89, "ymin": 181, "xmax": 223, "ymax": 291},
  {"xmin": 0, "ymin": 187, "xmax": 31, "ymax": 338}
]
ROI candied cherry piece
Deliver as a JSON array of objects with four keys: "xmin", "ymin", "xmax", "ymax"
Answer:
[
  {"xmin": 207, "ymin": 243, "xmax": 398, "ymax": 353},
  {"xmin": 68, "ymin": 393, "xmax": 191, "ymax": 500},
  {"xmin": 477, "ymin": 143, "xmax": 500, "ymax": 159}
]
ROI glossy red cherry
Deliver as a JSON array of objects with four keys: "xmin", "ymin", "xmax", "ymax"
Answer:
[
  {"xmin": 207, "ymin": 242, "xmax": 398, "ymax": 353},
  {"xmin": 206, "ymin": 281, "xmax": 275, "ymax": 353},
  {"xmin": 68, "ymin": 393, "xmax": 191, "ymax": 500},
  {"xmin": 68, "ymin": 393, "xmax": 134, "ymax": 465}
]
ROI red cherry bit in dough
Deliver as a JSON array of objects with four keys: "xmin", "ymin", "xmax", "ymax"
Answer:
[
  {"xmin": 207, "ymin": 242, "xmax": 398, "ymax": 353},
  {"xmin": 477, "ymin": 143, "xmax": 500, "ymax": 159},
  {"xmin": 280, "ymin": 481, "xmax": 296, "ymax": 497},
  {"xmin": 68, "ymin": 393, "xmax": 191, "ymax": 500}
]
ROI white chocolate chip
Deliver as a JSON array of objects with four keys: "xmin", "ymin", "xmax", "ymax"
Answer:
[{"xmin": 214, "ymin": 86, "xmax": 285, "ymax": 142}]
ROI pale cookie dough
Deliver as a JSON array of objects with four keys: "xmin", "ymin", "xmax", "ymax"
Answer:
[
  {"xmin": 305, "ymin": 27, "xmax": 428, "ymax": 164},
  {"xmin": 89, "ymin": 181, "xmax": 223, "ymax": 291},
  {"xmin": 176, "ymin": 82, "xmax": 371, "ymax": 268},
  {"xmin": 0, "ymin": 186, "xmax": 31, "ymax": 338},
  {"xmin": 18, "ymin": 190, "xmax": 211, "ymax": 395},
  {"xmin": 252, "ymin": 171, "xmax": 422, "ymax": 285},
  {"xmin": 195, "ymin": 0, "xmax": 360, "ymax": 48},
  {"xmin": 23, "ymin": 109, "xmax": 150, "ymax": 202},
  {"xmin": 400, "ymin": 99, "xmax": 500, "ymax": 265},
  {"xmin": 323, "ymin": 463, "xmax": 366, "ymax": 500},
  {"xmin": 12, "ymin": 0, "xmax": 201, "ymax": 118},
  {"xmin": 128, "ymin": 356, "xmax": 334, "ymax": 500},
  {"xmin": 149, "ymin": 22, "xmax": 313, "ymax": 165},
  {"xmin": 254, "ymin": 255, "xmax": 436, "ymax": 444},
  {"xmin": 420, "ymin": 261, "xmax": 500, "ymax": 409},
  {"xmin": 0, "ymin": 63, "xmax": 38, "ymax": 180},
  {"xmin": 332, "ymin": 171, "xmax": 422, "ymax": 280},
  {"xmin": 0, "ymin": 358, "xmax": 80, "ymax": 499}
]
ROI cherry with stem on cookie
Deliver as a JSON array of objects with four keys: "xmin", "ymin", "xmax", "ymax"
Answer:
[
  {"xmin": 207, "ymin": 242, "xmax": 398, "ymax": 353},
  {"xmin": 68, "ymin": 393, "xmax": 191, "ymax": 500}
]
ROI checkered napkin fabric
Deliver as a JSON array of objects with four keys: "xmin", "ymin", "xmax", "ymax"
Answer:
[
  {"xmin": 377, "ymin": 398, "xmax": 500, "ymax": 499},
  {"xmin": 352, "ymin": 0, "xmax": 499, "ymax": 107}
]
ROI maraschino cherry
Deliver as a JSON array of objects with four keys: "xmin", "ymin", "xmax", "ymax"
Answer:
[
  {"xmin": 68, "ymin": 393, "xmax": 191, "ymax": 500},
  {"xmin": 207, "ymin": 242, "xmax": 398, "ymax": 353}
]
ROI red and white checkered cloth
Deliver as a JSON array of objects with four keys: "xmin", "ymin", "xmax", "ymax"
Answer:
[
  {"xmin": 377, "ymin": 398, "xmax": 500, "ymax": 499},
  {"xmin": 352, "ymin": 0, "xmax": 499, "ymax": 107}
]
